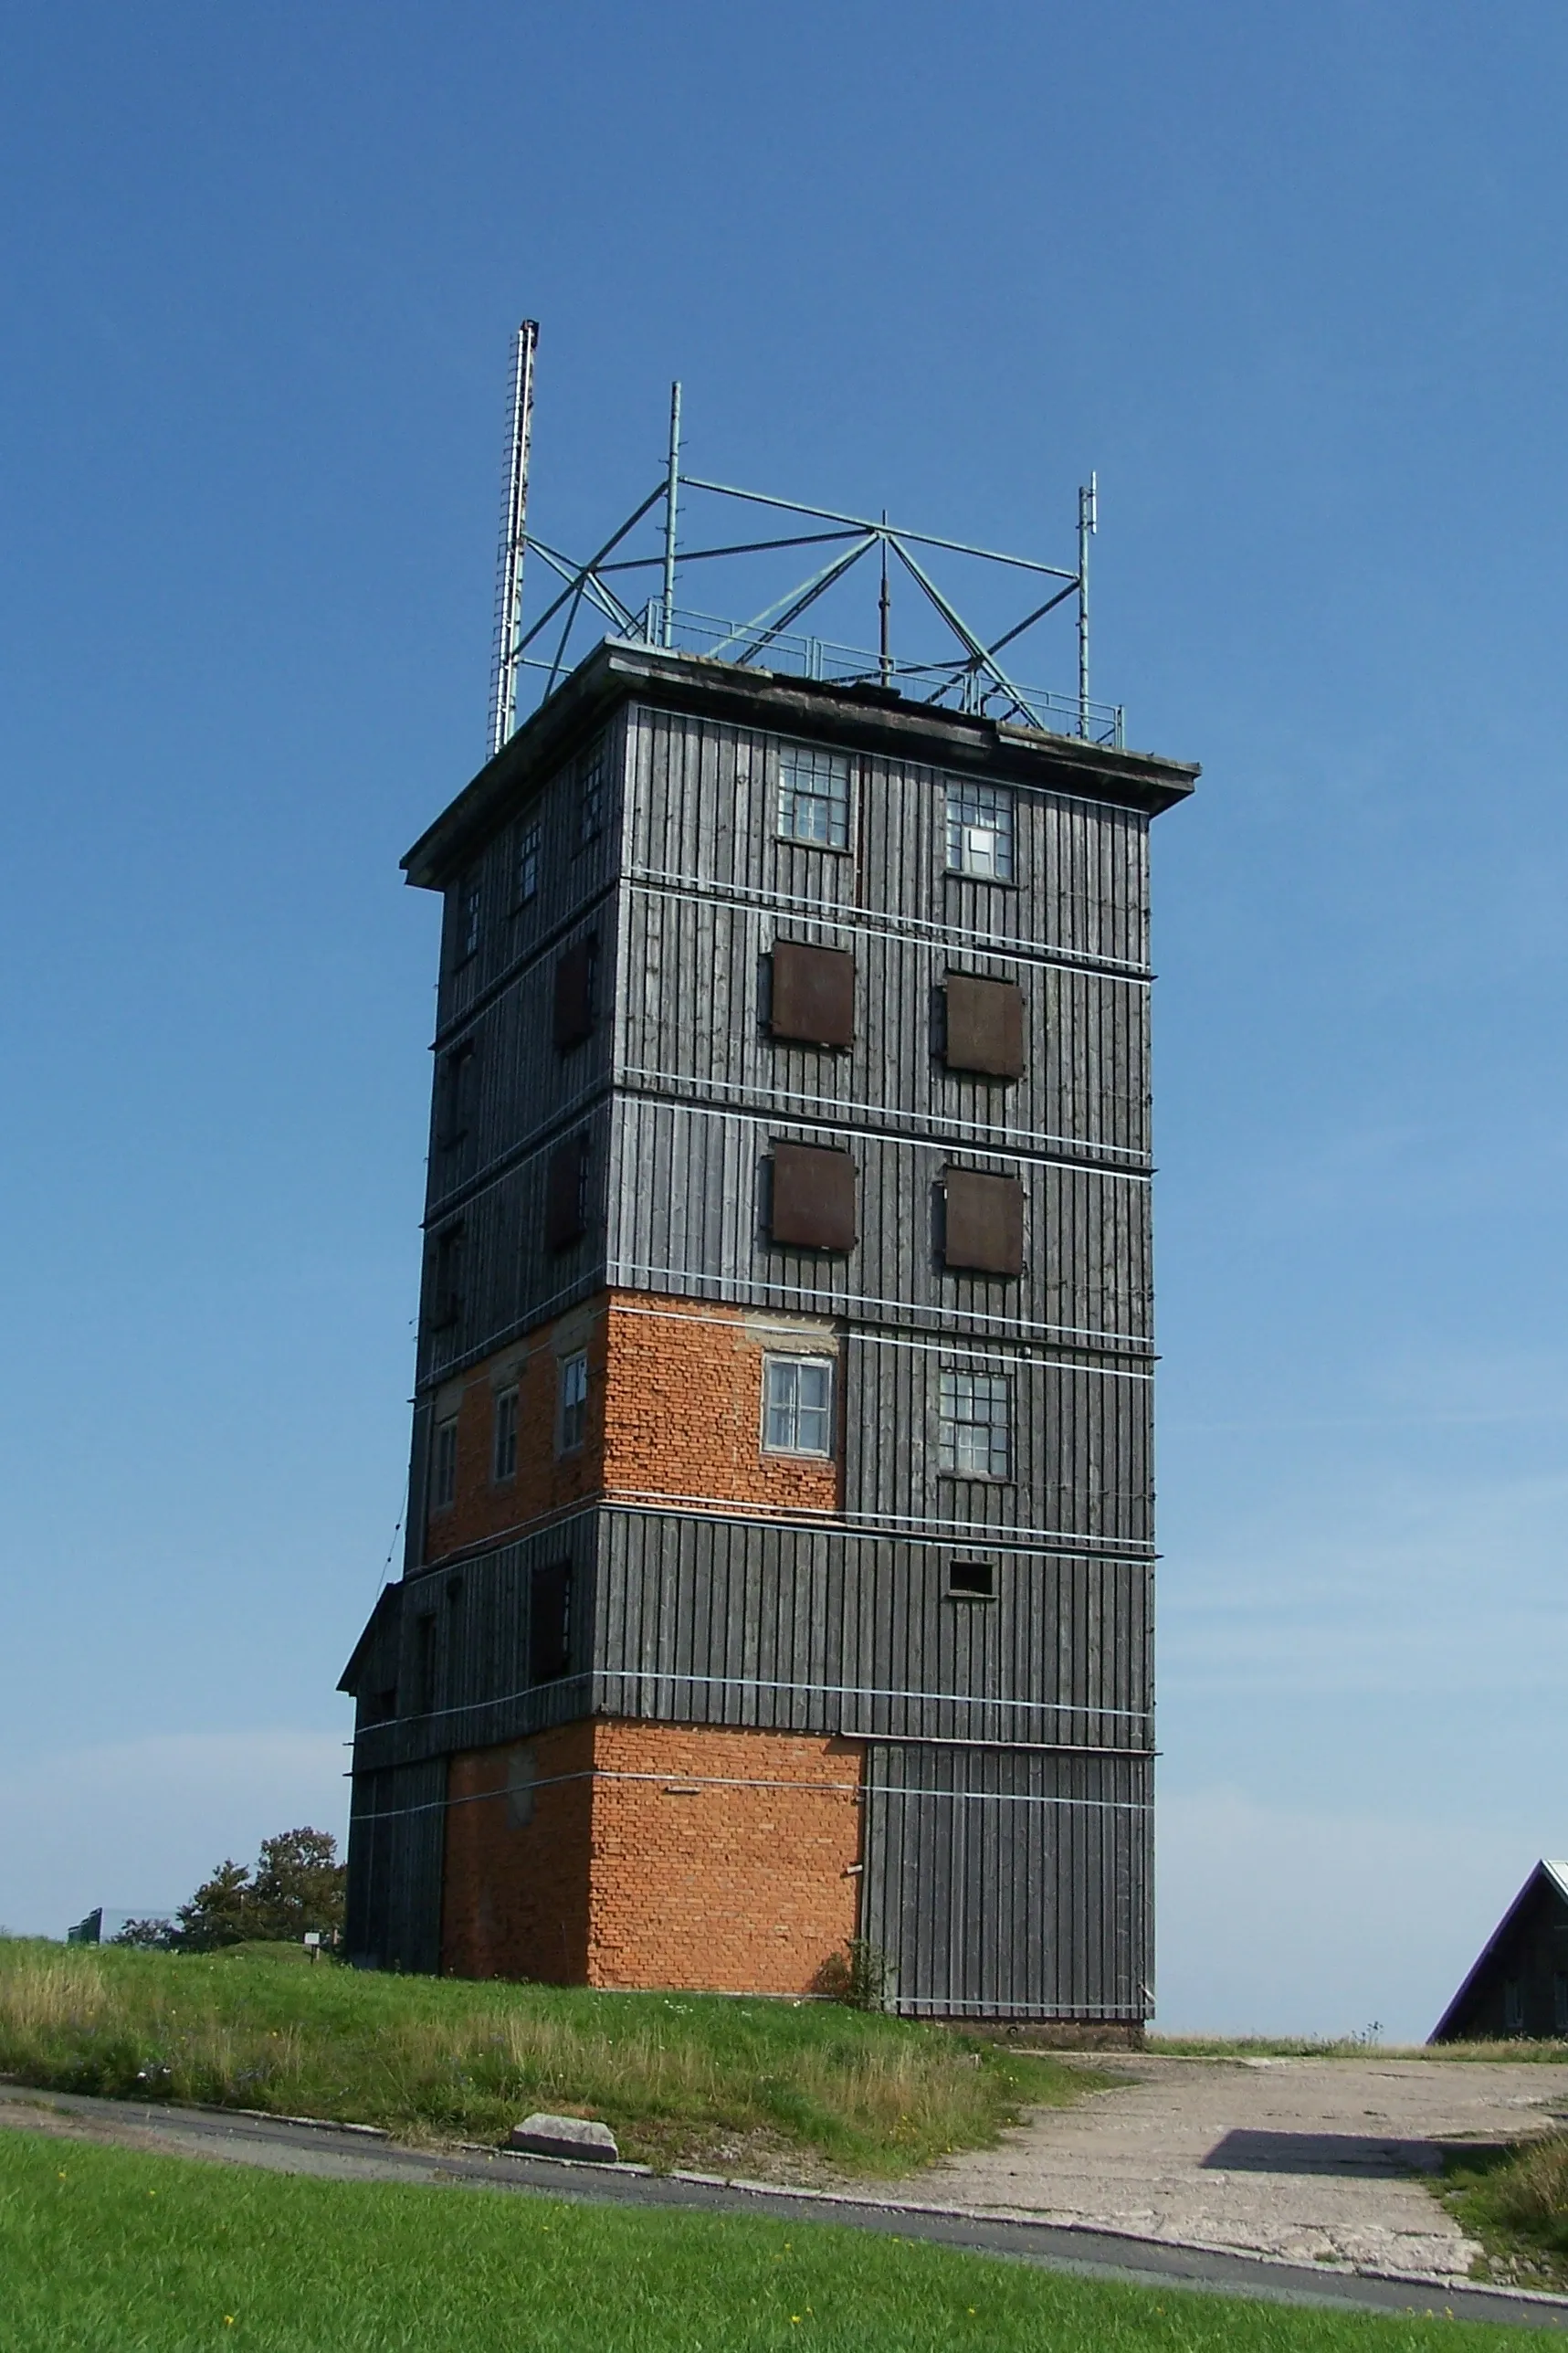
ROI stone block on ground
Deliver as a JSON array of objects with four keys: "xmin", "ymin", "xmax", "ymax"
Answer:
[{"xmin": 507, "ymin": 2113, "xmax": 619, "ymax": 2162}]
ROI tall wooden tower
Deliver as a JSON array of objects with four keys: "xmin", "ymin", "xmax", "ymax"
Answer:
[{"xmin": 340, "ymin": 371, "xmax": 1194, "ymax": 2021}]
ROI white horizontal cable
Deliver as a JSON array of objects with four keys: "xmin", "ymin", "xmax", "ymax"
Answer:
[
  {"xmin": 354, "ymin": 1660, "xmax": 1150, "ymax": 1743},
  {"xmin": 625, "ymin": 863, "xmax": 1152, "ymax": 984},
  {"xmin": 603, "ymin": 1297, "xmax": 1153, "ymax": 1380},
  {"xmin": 614, "ymin": 1064, "xmax": 1148, "ymax": 1172}
]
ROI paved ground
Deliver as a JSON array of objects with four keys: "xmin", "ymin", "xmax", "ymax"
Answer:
[
  {"xmin": 5, "ymin": 2076, "xmax": 1568, "ymax": 2328},
  {"xmin": 904, "ymin": 2052, "xmax": 1568, "ymax": 2281}
]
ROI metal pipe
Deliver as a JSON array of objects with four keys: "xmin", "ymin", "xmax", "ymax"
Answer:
[
  {"xmin": 681, "ymin": 475, "xmax": 1079, "ymax": 578},
  {"xmin": 661, "ymin": 380, "xmax": 681, "ymax": 647},
  {"xmin": 1078, "ymin": 471, "xmax": 1097, "ymax": 738},
  {"xmin": 879, "ymin": 515, "xmax": 892, "ymax": 687}
]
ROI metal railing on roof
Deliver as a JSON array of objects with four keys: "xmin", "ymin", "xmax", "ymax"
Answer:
[{"xmin": 515, "ymin": 599, "xmax": 1125, "ymax": 748}]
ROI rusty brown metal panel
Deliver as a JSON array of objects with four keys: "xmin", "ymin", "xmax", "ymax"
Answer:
[
  {"xmin": 770, "ymin": 1140, "xmax": 857, "ymax": 1251},
  {"xmin": 944, "ymin": 973, "xmax": 1024, "ymax": 1079},
  {"xmin": 942, "ymin": 1168, "xmax": 1024, "ymax": 1276},
  {"xmin": 771, "ymin": 940, "xmax": 856, "ymax": 1048}
]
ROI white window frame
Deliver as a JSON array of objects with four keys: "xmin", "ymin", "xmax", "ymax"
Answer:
[
  {"xmin": 938, "ymin": 1368, "xmax": 1011, "ymax": 1480},
  {"xmin": 777, "ymin": 745, "xmax": 850, "ymax": 849},
  {"xmin": 945, "ymin": 780, "xmax": 1015, "ymax": 881},
  {"xmin": 558, "ymin": 1350, "xmax": 588, "ymax": 1453},
  {"xmin": 761, "ymin": 1354, "xmax": 835, "ymax": 1457},
  {"xmin": 492, "ymin": 1386, "xmax": 519, "ymax": 1482},
  {"xmin": 431, "ymin": 1416, "xmax": 458, "ymax": 1511}
]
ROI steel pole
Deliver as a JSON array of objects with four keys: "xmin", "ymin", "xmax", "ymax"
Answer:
[
  {"xmin": 1078, "ymin": 471, "xmax": 1096, "ymax": 738},
  {"xmin": 661, "ymin": 381, "xmax": 682, "ymax": 648},
  {"xmin": 490, "ymin": 320, "xmax": 538, "ymax": 758}
]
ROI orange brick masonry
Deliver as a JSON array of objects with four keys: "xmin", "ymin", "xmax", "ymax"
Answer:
[
  {"xmin": 442, "ymin": 1719, "xmax": 865, "ymax": 1991},
  {"xmin": 426, "ymin": 1290, "xmax": 838, "ymax": 1564}
]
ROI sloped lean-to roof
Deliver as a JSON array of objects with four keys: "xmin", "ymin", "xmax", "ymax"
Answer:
[{"xmin": 1428, "ymin": 1860, "xmax": 1568, "ymax": 2042}]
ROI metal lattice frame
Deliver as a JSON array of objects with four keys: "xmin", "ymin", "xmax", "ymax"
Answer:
[{"xmin": 489, "ymin": 336, "xmax": 1118, "ymax": 754}]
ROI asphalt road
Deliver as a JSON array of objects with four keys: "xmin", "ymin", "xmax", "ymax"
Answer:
[{"xmin": 4, "ymin": 2082, "xmax": 1567, "ymax": 2330}]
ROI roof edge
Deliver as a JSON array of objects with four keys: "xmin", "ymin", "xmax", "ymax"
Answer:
[{"xmin": 403, "ymin": 640, "xmax": 1199, "ymax": 892}]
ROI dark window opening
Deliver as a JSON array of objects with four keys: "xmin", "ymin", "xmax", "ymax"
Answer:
[
  {"xmin": 530, "ymin": 1560, "xmax": 573, "ymax": 1683},
  {"xmin": 546, "ymin": 1134, "xmax": 590, "ymax": 1250},
  {"xmin": 944, "ymin": 973, "xmax": 1025, "ymax": 1080},
  {"xmin": 457, "ymin": 878, "xmax": 482, "ymax": 963},
  {"xmin": 948, "ymin": 1558, "xmax": 995, "ymax": 1599},
  {"xmin": 770, "ymin": 1142, "xmax": 856, "ymax": 1253},
  {"xmin": 430, "ymin": 1224, "xmax": 466, "ymax": 1329},
  {"xmin": 437, "ymin": 1043, "xmax": 476, "ymax": 1151},
  {"xmin": 553, "ymin": 936, "xmax": 597, "ymax": 1050},
  {"xmin": 515, "ymin": 816, "xmax": 542, "ymax": 905},
  {"xmin": 558, "ymin": 1351, "xmax": 588, "ymax": 1452},
  {"xmin": 770, "ymin": 941, "xmax": 855, "ymax": 1048},
  {"xmin": 430, "ymin": 1416, "xmax": 458, "ymax": 1511},
  {"xmin": 493, "ymin": 1387, "xmax": 519, "ymax": 1482},
  {"xmin": 412, "ymin": 1613, "xmax": 438, "ymax": 1715},
  {"xmin": 366, "ymin": 1686, "xmax": 398, "ymax": 1725},
  {"xmin": 579, "ymin": 743, "xmax": 606, "ymax": 843},
  {"xmin": 942, "ymin": 1169, "xmax": 1024, "ymax": 1277}
]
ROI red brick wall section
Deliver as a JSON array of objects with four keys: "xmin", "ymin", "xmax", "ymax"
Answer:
[
  {"xmin": 425, "ymin": 1292, "xmax": 838, "ymax": 1564},
  {"xmin": 585, "ymin": 1721, "xmax": 863, "ymax": 1995},
  {"xmin": 602, "ymin": 1295, "xmax": 840, "ymax": 1516},
  {"xmin": 439, "ymin": 1719, "xmax": 865, "ymax": 1993},
  {"xmin": 426, "ymin": 1311, "xmax": 609, "ymax": 1562},
  {"xmin": 441, "ymin": 1721, "xmax": 595, "ymax": 1982}
]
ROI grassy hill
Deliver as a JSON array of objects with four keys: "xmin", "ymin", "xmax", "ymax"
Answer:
[{"xmin": 0, "ymin": 1938, "xmax": 1100, "ymax": 2177}]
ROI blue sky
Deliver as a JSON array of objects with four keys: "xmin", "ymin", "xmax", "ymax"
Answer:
[{"xmin": 4, "ymin": 2, "xmax": 1566, "ymax": 2038}]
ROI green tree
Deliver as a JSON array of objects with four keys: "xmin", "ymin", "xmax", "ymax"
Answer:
[
  {"xmin": 175, "ymin": 1860, "xmax": 254, "ymax": 1952},
  {"xmin": 247, "ymin": 1828, "xmax": 345, "ymax": 1941}
]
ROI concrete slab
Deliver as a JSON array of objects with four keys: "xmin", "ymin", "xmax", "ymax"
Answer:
[{"xmin": 900, "ymin": 2053, "xmax": 1568, "ymax": 2281}]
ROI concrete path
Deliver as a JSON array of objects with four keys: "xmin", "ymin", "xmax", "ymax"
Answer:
[
  {"xmin": 907, "ymin": 2052, "xmax": 1568, "ymax": 2281},
  {"xmin": 5, "ymin": 2078, "xmax": 1568, "ymax": 2329}
]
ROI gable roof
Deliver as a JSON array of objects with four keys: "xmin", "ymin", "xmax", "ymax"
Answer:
[{"xmin": 1429, "ymin": 1860, "xmax": 1568, "ymax": 2041}]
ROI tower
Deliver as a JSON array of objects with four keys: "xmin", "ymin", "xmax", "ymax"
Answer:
[{"xmin": 340, "ymin": 368, "xmax": 1195, "ymax": 2022}]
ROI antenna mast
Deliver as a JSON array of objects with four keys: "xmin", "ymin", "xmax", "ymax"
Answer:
[
  {"xmin": 661, "ymin": 381, "xmax": 682, "ymax": 648},
  {"xmin": 488, "ymin": 319, "xmax": 539, "ymax": 759},
  {"xmin": 1077, "ymin": 471, "xmax": 1097, "ymax": 738}
]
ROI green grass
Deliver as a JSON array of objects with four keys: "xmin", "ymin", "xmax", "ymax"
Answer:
[
  {"xmin": 1436, "ymin": 2136, "xmax": 1568, "ymax": 2290},
  {"xmin": 0, "ymin": 2125, "xmax": 1529, "ymax": 2353},
  {"xmin": 0, "ymin": 1938, "xmax": 1095, "ymax": 2176}
]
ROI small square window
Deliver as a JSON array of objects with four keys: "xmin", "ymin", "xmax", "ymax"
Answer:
[
  {"xmin": 493, "ymin": 1387, "xmax": 519, "ymax": 1482},
  {"xmin": 945, "ymin": 781, "xmax": 1015, "ymax": 881},
  {"xmin": 948, "ymin": 1558, "xmax": 995, "ymax": 1599},
  {"xmin": 431, "ymin": 1417, "xmax": 458, "ymax": 1512},
  {"xmin": 559, "ymin": 1351, "xmax": 588, "ymax": 1453},
  {"xmin": 777, "ymin": 745, "xmax": 850, "ymax": 849},
  {"xmin": 938, "ymin": 1369, "xmax": 1011, "ymax": 1480},
  {"xmin": 579, "ymin": 743, "xmax": 606, "ymax": 843},
  {"xmin": 516, "ymin": 818, "xmax": 541, "ymax": 905},
  {"xmin": 763, "ymin": 1356, "xmax": 835, "ymax": 1456}
]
